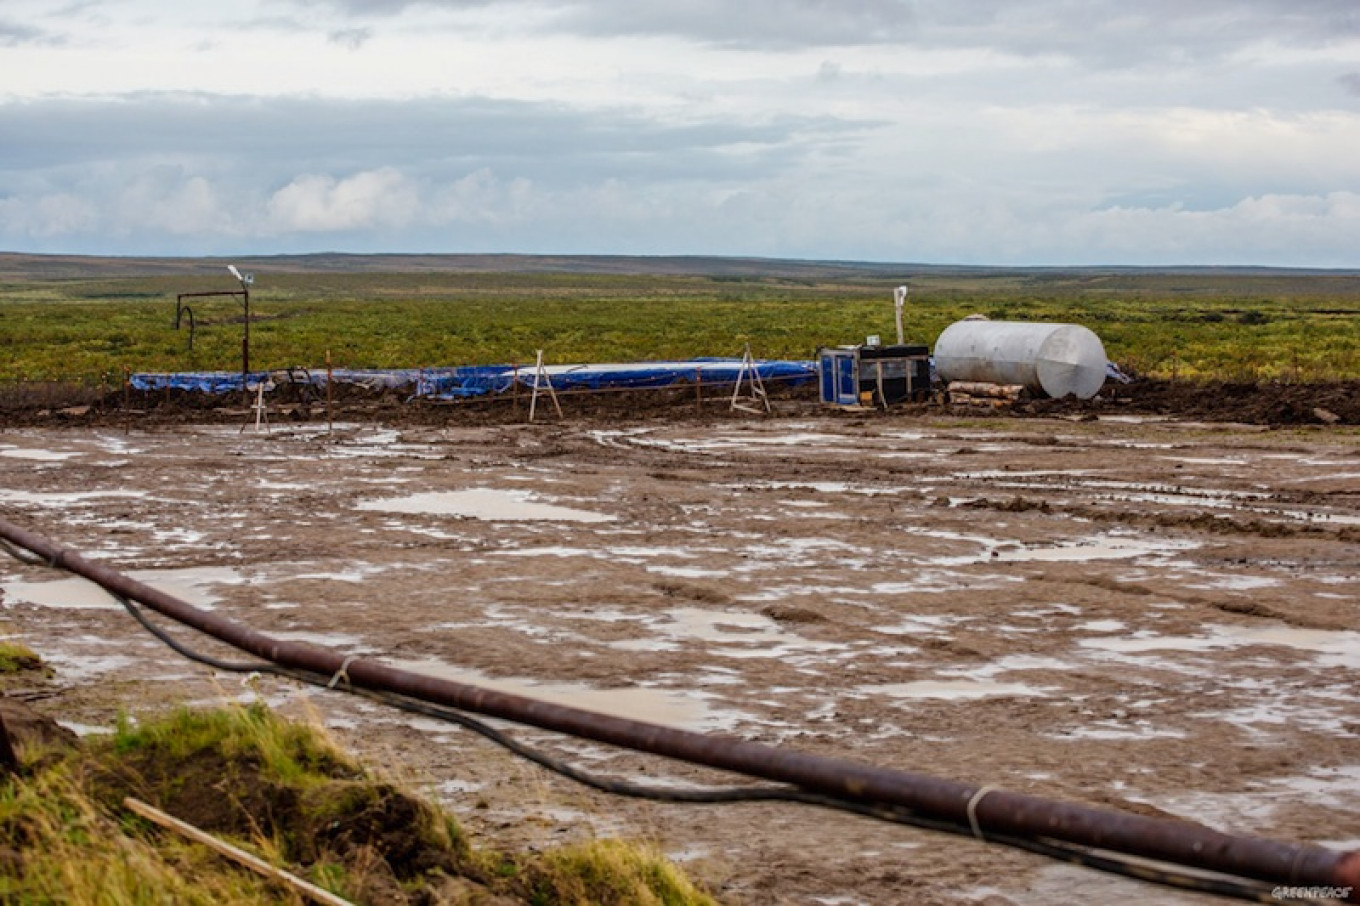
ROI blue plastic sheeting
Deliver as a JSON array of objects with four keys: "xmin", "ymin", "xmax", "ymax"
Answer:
[
  {"xmin": 1106, "ymin": 361, "xmax": 1134, "ymax": 384},
  {"xmin": 131, "ymin": 360, "xmax": 819, "ymax": 399},
  {"xmin": 130, "ymin": 372, "xmax": 272, "ymax": 394},
  {"xmin": 132, "ymin": 368, "xmax": 444, "ymax": 394},
  {"xmin": 132, "ymin": 358, "xmax": 1123, "ymax": 399},
  {"xmin": 420, "ymin": 359, "xmax": 818, "ymax": 399},
  {"xmin": 417, "ymin": 366, "xmax": 519, "ymax": 398}
]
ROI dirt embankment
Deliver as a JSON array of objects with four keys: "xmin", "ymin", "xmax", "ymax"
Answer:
[
  {"xmin": 1026, "ymin": 378, "xmax": 1360, "ymax": 426},
  {"xmin": 3, "ymin": 377, "xmax": 1359, "ymax": 430}
]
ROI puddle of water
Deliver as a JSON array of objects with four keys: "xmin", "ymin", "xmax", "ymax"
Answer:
[
  {"xmin": 719, "ymin": 480, "xmax": 902, "ymax": 499},
  {"xmin": 1199, "ymin": 694, "xmax": 1354, "ymax": 737},
  {"xmin": 268, "ymin": 630, "xmax": 371, "ymax": 650},
  {"xmin": 283, "ymin": 565, "xmax": 385, "ymax": 583},
  {"xmin": 858, "ymin": 679, "xmax": 1045, "ymax": 701},
  {"xmin": 657, "ymin": 607, "xmax": 809, "ymax": 645},
  {"xmin": 955, "ymin": 654, "xmax": 1075, "ymax": 679},
  {"xmin": 1051, "ymin": 722, "xmax": 1187, "ymax": 741},
  {"xmin": 1161, "ymin": 456, "xmax": 1248, "ymax": 466},
  {"xmin": 1186, "ymin": 574, "xmax": 1283, "ymax": 591},
  {"xmin": 992, "ymin": 536, "xmax": 1197, "ymax": 563},
  {"xmin": 1127, "ymin": 767, "xmax": 1360, "ymax": 835},
  {"xmin": 1082, "ymin": 624, "xmax": 1360, "ymax": 669},
  {"xmin": 645, "ymin": 565, "xmax": 730, "ymax": 579},
  {"xmin": 42, "ymin": 652, "xmax": 139, "ymax": 681},
  {"xmin": 356, "ymin": 489, "xmax": 614, "ymax": 523},
  {"xmin": 976, "ymin": 861, "xmax": 1211, "ymax": 906},
  {"xmin": 2, "ymin": 576, "xmax": 124, "ymax": 610},
  {"xmin": 0, "ymin": 447, "xmax": 81, "ymax": 461},
  {"xmin": 496, "ymin": 546, "xmax": 590, "ymax": 559},
  {"xmin": 719, "ymin": 432, "xmax": 846, "ymax": 447},
  {"xmin": 386, "ymin": 658, "xmax": 737, "ymax": 731},
  {"xmin": 0, "ymin": 489, "xmax": 146, "ymax": 507},
  {"xmin": 872, "ymin": 613, "xmax": 974, "ymax": 635},
  {"xmin": 1, "ymin": 567, "xmax": 243, "ymax": 611},
  {"xmin": 610, "ymin": 545, "xmax": 702, "ymax": 559},
  {"xmin": 612, "ymin": 607, "xmax": 844, "ymax": 660},
  {"xmin": 1079, "ymin": 619, "xmax": 1127, "ymax": 633},
  {"xmin": 870, "ymin": 571, "xmax": 1024, "ymax": 594}
]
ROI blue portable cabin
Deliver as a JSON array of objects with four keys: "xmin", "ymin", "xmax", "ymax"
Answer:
[{"xmin": 818, "ymin": 343, "xmax": 931, "ymax": 408}]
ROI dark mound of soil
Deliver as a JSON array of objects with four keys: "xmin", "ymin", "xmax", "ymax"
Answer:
[{"xmin": 1022, "ymin": 378, "xmax": 1360, "ymax": 425}]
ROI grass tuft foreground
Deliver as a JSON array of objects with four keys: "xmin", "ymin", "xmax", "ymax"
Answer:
[{"xmin": 0, "ymin": 699, "xmax": 717, "ymax": 905}]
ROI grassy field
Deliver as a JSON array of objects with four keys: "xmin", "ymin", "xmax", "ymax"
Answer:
[{"xmin": 1, "ymin": 258, "xmax": 1357, "ymax": 384}]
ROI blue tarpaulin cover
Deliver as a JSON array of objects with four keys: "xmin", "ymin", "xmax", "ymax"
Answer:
[
  {"xmin": 130, "ymin": 358, "xmax": 1125, "ymax": 398},
  {"xmin": 131, "ymin": 359, "xmax": 819, "ymax": 399}
]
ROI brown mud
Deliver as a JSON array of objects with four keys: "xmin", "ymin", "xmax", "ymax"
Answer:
[
  {"xmin": 3, "ymin": 377, "xmax": 1360, "ymax": 430},
  {"xmin": 0, "ymin": 395, "xmax": 1357, "ymax": 904}
]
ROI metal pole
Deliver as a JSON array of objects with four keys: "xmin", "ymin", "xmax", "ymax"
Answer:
[
  {"xmin": 0, "ymin": 517, "xmax": 1355, "ymax": 899},
  {"xmin": 242, "ymin": 286, "xmax": 250, "ymax": 407},
  {"xmin": 326, "ymin": 350, "xmax": 333, "ymax": 436}
]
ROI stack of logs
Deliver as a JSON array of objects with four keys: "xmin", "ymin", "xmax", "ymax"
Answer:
[{"xmin": 947, "ymin": 381, "xmax": 1028, "ymax": 408}]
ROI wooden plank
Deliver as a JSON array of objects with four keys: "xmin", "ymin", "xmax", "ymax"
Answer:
[{"xmin": 123, "ymin": 797, "xmax": 353, "ymax": 906}]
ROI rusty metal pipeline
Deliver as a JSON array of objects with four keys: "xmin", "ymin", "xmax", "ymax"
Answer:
[{"xmin": 1, "ymin": 517, "xmax": 1356, "ymax": 901}]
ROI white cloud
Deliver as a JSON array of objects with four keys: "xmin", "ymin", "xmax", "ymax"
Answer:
[
  {"xmin": 0, "ymin": 1, "xmax": 1358, "ymax": 264},
  {"xmin": 0, "ymin": 192, "xmax": 98, "ymax": 240},
  {"xmin": 114, "ymin": 167, "xmax": 226, "ymax": 236},
  {"xmin": 267, "ymin": 168, "xmax": 421, "ymax": 232},
  {"xmin": 1072, "ymin": 192, "xmax": 1360, "ymax": 264}
]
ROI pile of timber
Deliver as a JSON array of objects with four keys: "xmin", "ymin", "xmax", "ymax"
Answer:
[{"xmin": 947, "ymin": 381, "xmax": 1028, "ymax": 408}]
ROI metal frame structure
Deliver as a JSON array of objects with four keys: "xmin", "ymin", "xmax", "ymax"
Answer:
[{"xmin": 172, "ymin": 266, "xmax": 253, "ymax": 402}]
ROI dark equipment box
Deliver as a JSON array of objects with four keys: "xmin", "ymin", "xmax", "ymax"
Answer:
[{"xmin": 818, "ymin": 344, "xmax": 931, "ymax": 408}]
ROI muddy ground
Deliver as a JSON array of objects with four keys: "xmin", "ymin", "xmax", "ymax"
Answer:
[
  {"xmin": 0, "ymin": 400, "xmax": 1357, "ymax": 904},
  {"xmin": 5, "ymin": 376, "xmax": 1360, "ymax": 429}
]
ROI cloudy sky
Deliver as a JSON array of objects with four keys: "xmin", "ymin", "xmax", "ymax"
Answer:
[{"xmin": 3, "ymin": 0, "xmax": 1359, "ymax": 265}]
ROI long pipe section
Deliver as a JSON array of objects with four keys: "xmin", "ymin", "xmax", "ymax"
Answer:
[{"xmin": 2, "ymin": 518, "xmax": 1355, "ymax": 900}]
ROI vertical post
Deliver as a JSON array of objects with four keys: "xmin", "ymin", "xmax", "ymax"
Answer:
[
  {"xmin": 123, "ymin": 367, "xmax": 131, "ymax": 435},
  {"xmin": 875, "ymin": 361, "xmax": 886, "ymax": 409},
  {"xmin": 695, "ymin": 367, "xmax": 702, "ymax": 414},
  {"xmin": 242, "ymin": 286, "xmax": 250, "ymax": 408},
  {"xmin": 511, "ymin": 363, "xmax": 519, "ymax": 413},
  {"xmin": 529, "ymin": 354, "xmax": 541, "ymax": 423},
  {"xmin": 326, "ymin": 350, "xmax": 333, "ymax": 436},
  {"xmin": 893, "ymin": 285, "xmax": 907, "ymax": 346}
]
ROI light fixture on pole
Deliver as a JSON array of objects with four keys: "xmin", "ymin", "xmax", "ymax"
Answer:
[{"xmin": 228, "ymin": 265, "xmax": 254, "ymax": 401}]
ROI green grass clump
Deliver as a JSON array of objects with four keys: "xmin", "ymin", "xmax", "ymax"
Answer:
[
  {"xmin": 531, "ymin": 838, "xmax": 718, "ymax": 906},
  {"xmin": 0, "ymin": 701, "xmax": 718, "ymax": 905},
  {"xmin": 0, "ymin": 641, "xmax": 44, "ymax": 674},
  {"xmin": 110, "ymin": 701, "xmax": 355, "ymax": 788}
]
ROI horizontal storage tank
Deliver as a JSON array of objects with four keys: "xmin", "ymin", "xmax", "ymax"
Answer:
[{"xmin": 934, "ymin": 320, "xmax": 1108, "ymax": 400}]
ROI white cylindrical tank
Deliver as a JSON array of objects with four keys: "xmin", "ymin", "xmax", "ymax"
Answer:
[{"xmin": 934, "ymin": 320, "xmax": 1108, "ymax": 400}]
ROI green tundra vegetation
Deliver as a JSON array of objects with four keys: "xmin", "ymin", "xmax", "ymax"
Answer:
[{"xmin": 0, "ymin": 263, "xmax": 1356, "ymax": 384}]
